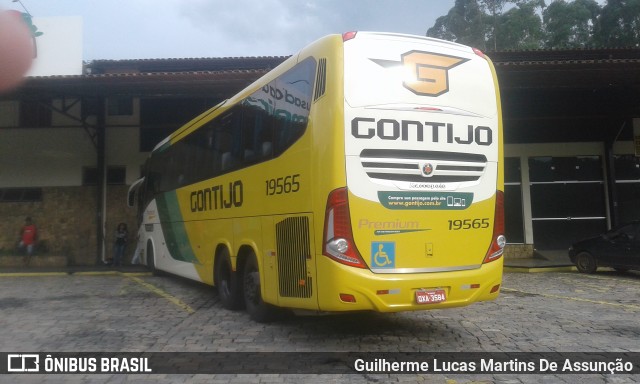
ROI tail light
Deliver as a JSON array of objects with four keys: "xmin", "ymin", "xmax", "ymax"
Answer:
[
  {"xmin": 472, "ymin": 47, "xmax": 486, "ymax": 59},
  {"xmin": 342, "ymin": 31, "xmax": 358, "ymax": 42},
  {"xmin": 323, "ymin": 188, "xmax": 367, "ymax": 268},
  {"xmin": 484, "ymin": 190, "xmax": 506, "ymax": 263}
]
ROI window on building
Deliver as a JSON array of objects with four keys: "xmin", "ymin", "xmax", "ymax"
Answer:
[
  {"xmin": 0, "ymin": 101, "xmax": 19, "ymax": 127},
  {"xmin": 529, "ymin": 155, "xmax": 606, "ymax": 249},
  {"xmin": 107, "ymin": 97, "xmax": 134, "ymax": 116},
  {"xmin": 82, "ymin": 166, "xmax": 127, "ymax": 185},
  {"xmin": 0, "ymin": 188, "xmax": 43, "ymax": 202},
  {"xmin": 614, "ymin": 155, "xmax": 640, "ymax": 223},
  {"xmin": 504, "ymin": 157, "xmax": 524, "ymax": 243},
  {"xmin": 19, "ymin": 100, "xmax": 52, "ymax": 127}
]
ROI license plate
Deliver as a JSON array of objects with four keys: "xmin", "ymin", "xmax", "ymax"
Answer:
[{"xmin": 415, "ymin": 289, "xmax": 446, "ymax": 304}]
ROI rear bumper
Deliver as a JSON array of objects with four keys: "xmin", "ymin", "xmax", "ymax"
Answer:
[{"xmin": 315, "ymin": 255, "xmax": 503, "ymax": 312}]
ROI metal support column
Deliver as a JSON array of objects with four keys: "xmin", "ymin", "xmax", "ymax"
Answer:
[{"xmin": 95, "ymin": 98, "xmax": 106, "ymax": 264}]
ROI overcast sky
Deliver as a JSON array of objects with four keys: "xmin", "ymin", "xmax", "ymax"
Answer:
[{"xmin": 4, "ymin": 0, "xmax": 455, "ymax": 60}]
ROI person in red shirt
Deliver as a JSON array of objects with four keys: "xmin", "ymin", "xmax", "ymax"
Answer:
[{"xmin": 18, "ymin": 217, "xmax": 37, "ymax": 264}]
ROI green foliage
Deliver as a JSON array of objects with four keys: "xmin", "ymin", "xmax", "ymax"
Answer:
[
  {"xmin": 543, "ymin": 0, "xmax": 600, "ymax": 48},
  {"xmin": 427, "ymin": 0, "xmax": 640, "ymax": 50},
  {"xmin": 595, "ymin": 0, "xmax": 640, "ymax": 47},
  {"xmin": 427, "ymin": 0, "xmax": 489, "ymax": 50},
  {"xmin": 495, "ymin": 1, "xmax": 546, "ymax": 49},
  {"xmin": 20, "ymin": 12, "xmax": 44, "ymax": 38}
]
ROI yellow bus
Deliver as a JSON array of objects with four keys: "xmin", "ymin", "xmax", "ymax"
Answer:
[{"xmin": 128, "ymin": 31, "xmax": 504, "ymax": 322}]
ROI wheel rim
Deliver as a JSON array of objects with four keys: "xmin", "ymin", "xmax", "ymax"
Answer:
[{"xmin": 578, "ymin": 254, "xmax": 593, "ymax": 271}]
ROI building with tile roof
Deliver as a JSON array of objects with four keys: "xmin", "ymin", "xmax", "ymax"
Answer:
[{"xmin": 1, "ymin": 48, "xmax": 640, "ymax": 264}]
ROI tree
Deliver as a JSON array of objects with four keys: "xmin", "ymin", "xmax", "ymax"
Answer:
[
  {"xmin": 427, "ymin": 0, "xmax": 488, "ymax": 50},
  {"xmin": 480, "ymin": 0, "xmax": 510, "ymax": 50},
  {"xmin": 595, "ymin": 0, "xmax": 640, "ymax": 47},
  {"xmin": 493, "ymin": 1, "xmax": 545, "ymax": 49},
  {"xmin": 428, "ymin": 0, "xmax": 545, "ymax": 50},
  {"xmin": 428, "ymin": 0, "xmax": 640, "ymax": 50},
  {"xmin": 543, "ymin": 0, "xmax": 601, "ymax": 48}
]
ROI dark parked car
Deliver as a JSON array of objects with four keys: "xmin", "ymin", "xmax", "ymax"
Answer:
[{"xmin": 569, "ymin": 222, "xmax": 640, "ymax": 273}]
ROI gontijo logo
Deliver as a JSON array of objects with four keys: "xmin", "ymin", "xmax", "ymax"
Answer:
[{"xmin": 372, "ymin": 51, "xmax": 469, "ymax": 96}]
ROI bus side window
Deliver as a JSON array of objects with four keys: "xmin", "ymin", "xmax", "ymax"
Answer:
[
  {"xmin": 215, "ymin": 113, "xmax": 234, "ymax": 172},
  {"xmin": 273, "ymin": 111, "xmax": 306, "ymax": 157},
  {"xmin": 177, "ymin": 141, "xmax": 190, "ymax": 187},
  {"xmin": 221, "ymin": 152, "xmax": 232, "ymax": 171},
  {"xmin": 262, "ymin": 141, "xmax": 273, "ymax": 158},
  {"xmin": 240, "ymin": 106, "xmax": 257, "ymax": 164},
  {"xmin": 230, "ymin": 111, "xmax": 244, "ymax": 168},
  {"xmin": 270, "ymin": 58, "xmax": 315, "ymax": 157},
  {"xmin": 202, "ymin": 126, "xmax": 216, "ymax": 179},
  {"xmin": 244, "ymin": 104, "xmax": 280, "ymax": 164}
]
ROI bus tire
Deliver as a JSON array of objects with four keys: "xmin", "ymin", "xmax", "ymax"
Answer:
[
  {"xmin": 146, "ymin": 240, "xmax": 162, "ymax": 276},
  {"xmin": 215, "ymin": 248, "xmax": 243, "ymax": 310},
  {"xmin": 146, "ymin": 241, "xmax": 160, "ymax": 276},
  {"xmin": 243, "ymin": 252, "xmax": 279, "ymax": 323}
]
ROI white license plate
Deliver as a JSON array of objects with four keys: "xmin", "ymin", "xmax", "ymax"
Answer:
[{"xmin": 415, "ymin": 289, "xmax": 446, "ymax": 304}]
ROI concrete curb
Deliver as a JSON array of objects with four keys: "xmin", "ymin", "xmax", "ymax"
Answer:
[
  {"xmin": 504, "ymin": 265, "xmax": 576, "ymax": 273},
  {"xmin": 0, "ymin": 270, "xmax": 152, "ymax": 277}
]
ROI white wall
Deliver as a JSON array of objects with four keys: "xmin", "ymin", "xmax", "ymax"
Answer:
[
  {"xmin": 27, "ymin": 16, "xmax": 83, "ymax": 77},
  {"xmin": 0, "ymin": 126, "xmax": 95, "ymax": 186},
  {"xmin": 106, "ymin": 126, "xmax": 148, "ymax": 184},
  {"xmin": 0, "ymin": 98, "xmax": 147, "ymax": 187}
]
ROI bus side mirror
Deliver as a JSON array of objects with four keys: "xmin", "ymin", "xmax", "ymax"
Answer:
[
  {"xmin": 127, "ymin": 188, "xmax": 136, "ymax": 208},
  {"xmin": 127, "ymin": 178, "xmax": 145, "ymax": 208}
]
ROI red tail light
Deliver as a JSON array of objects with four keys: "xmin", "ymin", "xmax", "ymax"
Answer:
[
  {"xmin": 323, "ymin": 188, "xmax": 367, "ymax": 268},
  {"xmin": 342, "ymin": 31, "xmax": 358, "ymax": 42},
  {"xmin": 472, "ymin": 47, "xmax": 486, "ymax": 59},
  {"xmin": 484, "ymin": 190, "xmax": 506, "ymax": 263}
]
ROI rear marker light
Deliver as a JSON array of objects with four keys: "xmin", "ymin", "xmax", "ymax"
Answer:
[
  {"xmin": 414, "ymin": 107, "xmax": 443, "ymax": 112},
  {"xmin": 340, "ymin": 293, "xmax": 356, "ymax": 303},
  {"xmin": 472, "ymin": 47, "xmax": 486, "ymax": 59},
  {"xmin": 376, "ymin": 289, "xmax": 400, "ymax": 295},
  {"xmin": 490, "ymin": 284, "xmax": 501, "ymax": 294},
  {"xmin": 342, "ymin": 31, "xmax": 357, "ymax": 42}
]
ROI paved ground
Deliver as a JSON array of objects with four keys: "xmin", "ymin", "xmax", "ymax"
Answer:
[{"xmin": 0, "ymin": 268, "xmax": 638, "ymax": 383}]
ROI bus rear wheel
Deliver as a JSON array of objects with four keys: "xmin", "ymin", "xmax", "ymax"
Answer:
[
  {"xmin": 215, "ymin": 249, "xmax": 243, "ymax": 310},
  {"xmin": 243, "ymin": 253, "xmax": 279, "ymax": 323}
]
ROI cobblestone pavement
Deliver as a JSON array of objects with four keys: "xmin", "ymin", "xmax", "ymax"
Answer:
[{"xmin": 0, "ymin": 269, "xmax": 638, "ymax": 383}]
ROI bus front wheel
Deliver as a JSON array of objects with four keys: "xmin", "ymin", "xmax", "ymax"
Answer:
[
  {"xmin": 146, "ymin": 241, "xmax": 160, "ymax": 276},
  {"xmin": 215, "ymin": 248, "xmax": 243, "ymax": 310},
  {"xmin": 243, "ymin": 253, "xmax": 279, "ymax": 322}
]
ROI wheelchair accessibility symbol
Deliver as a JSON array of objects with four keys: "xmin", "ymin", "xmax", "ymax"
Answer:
[{"xmin": 371, "ymin": 242, "xmax": 395, "ymax": 268}]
